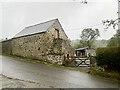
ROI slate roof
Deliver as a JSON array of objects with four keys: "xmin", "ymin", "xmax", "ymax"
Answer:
[
  {"xmin": 14, "ymin": 19, "xmax": 57, "ymax": 38},
  {"xmin": 75, "ymin": 47, "xmax": 88, "ymax": 51},
  {"xmin": 75, "ymin": 47, "xmax": 95, "ymax": 51}
]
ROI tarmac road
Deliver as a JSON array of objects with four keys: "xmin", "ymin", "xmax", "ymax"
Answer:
[{"xmin": 1, "ymin": 56, "xmax": 119, "ymax": 88}]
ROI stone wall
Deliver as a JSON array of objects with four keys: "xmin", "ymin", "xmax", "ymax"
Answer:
[
  {"xmin": 62, "ymin": 40, "xmax": 75, "ymax": 57},
  {"xmin": 46, "ymin": 20, "xmax": 68, "ymax": 40},
  {"xmin": 2, "ymin": 39, "xmax": 12, "ymax": 55},
  {"xmin": 46, "ymin": 20, "xmax": 75, "ymax": 57},
  {"xmin": 12, "ymin": 32, "xmax": 53, "ymax": 61},
  {"xmin": 11, "ymin": 33, "xmax": 73, "ymax": 64},
  {"xmin": 47, "ymin": 55, "xmax": 64, "ymax": 65},
  {"xmin": 1, "ymin": 20, "xmax": 75, "ymax": 65}
]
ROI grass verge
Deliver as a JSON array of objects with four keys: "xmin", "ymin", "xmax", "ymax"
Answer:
[{"xmin": 88, "ymin": 69, "xmax": 120, "ymax": 80}]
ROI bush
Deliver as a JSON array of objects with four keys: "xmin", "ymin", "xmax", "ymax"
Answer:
[{"xmin": 96, "ymin": 47, "xmax": 120, "ymax": 72}]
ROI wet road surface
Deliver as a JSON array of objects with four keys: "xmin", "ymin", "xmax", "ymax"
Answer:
[
  {"xmin": 1, "ymin": 74, "xmax": 49, "ymax": 88},
  {"xmin": 1, "ymin": 56, "xmax": 119, "ymax": 88}
]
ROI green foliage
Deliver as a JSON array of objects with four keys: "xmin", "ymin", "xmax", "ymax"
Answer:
[
  {"xmin": 89, "ymin": 70, "xmax": 120, "ymax": 79},
  {"xmin": 94, "ymin": 40, "xmax": 107, "ymax": 48},
  {"xmin": 107, "ymin": 31, "xmax": 120, "ymax": 47},
  {"xmin": 96, "ymin": 47, "xmax": 120, "ymax": 72},
  {"xmin": 107, "ymin": 37, "xmax": 118, "ymax": 47},
  {"xmin": 71, "ymin": 39, "xmax": 107, "ymax": 49},
  {"xmin": 48, "ymin": 52, "xmax": 64, "ymax": 55},
  {"xmin": 80, "ymin": 28, "xmax": 100, "ymax": 48},
  {"xmin": 73, "ymin": 41, "xmax": 83, "ymax": 49}
]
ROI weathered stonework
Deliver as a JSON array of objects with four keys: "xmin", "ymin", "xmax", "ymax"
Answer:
[
  {"xmin": 2, "ymin": 39, "xmax": 12, "ymax": 55},
  {"xmin": 47, "ymin": 55, "xmax": 64, "ymax": 65},
  {"xmin": 2, "ymin": 19, "xmax": 75, "ymax": 65}
]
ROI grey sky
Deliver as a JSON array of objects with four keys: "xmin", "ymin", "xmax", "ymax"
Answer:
[{"xmin": 0, "ymin": 0, "xmax": 118, "ymax": 40}]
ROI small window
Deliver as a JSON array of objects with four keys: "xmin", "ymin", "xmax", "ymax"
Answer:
[{"xmin": 54, "ymin": 29, "xmax": 59, "ymax": 38}]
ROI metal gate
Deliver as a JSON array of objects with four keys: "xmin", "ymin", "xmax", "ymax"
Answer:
[{"xmin": 75, "ymin": 57, "xmax": 90, "ymax": 67}]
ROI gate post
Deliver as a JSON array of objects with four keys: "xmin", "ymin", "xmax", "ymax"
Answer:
[{"xmin": 90, "ymin": 56, "xmax": 97, "ymax": 69}]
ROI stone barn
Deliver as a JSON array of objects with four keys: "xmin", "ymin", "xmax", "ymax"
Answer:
[{"xmin": 2, "ymin": 19, "xmax": 75, "ymax": 65}]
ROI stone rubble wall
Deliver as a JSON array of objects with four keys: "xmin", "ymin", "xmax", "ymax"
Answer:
[
  {"xmin": 2, "ymin": 39, "xmax": 12, "ymax": 55},
  {"xmin": 47, "ymin": 20, "xmax": 75, "ymax": 57},
  {"xmin": 62, "ymin": 40, "xmax": 75, "ymax": 57},
  {"xmin": 1, "ymin": 20, "xmax": 75, "ymax": 65},
  {"xmin": 11, "ymin": 32, "xmax": 53, "ymax": 61},
  {"xmin": 47, "ymin": 55, "xmax": 64, "ymax": 65}
]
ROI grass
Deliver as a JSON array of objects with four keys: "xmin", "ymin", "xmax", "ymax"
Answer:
[{"xmin": 89, "ymin": 69, "xmax": 120, "ymax": 80}]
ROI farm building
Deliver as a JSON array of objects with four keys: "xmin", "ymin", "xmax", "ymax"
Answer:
[
  {"xmin": 2, "ymin": 19, "xmax": 75, "ymax": 65},
  {"xmin": 75, "ymin": 48, "xmax": 96, "ymax": 57}
]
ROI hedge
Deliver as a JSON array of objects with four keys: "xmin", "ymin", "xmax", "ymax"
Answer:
[{"xmin": 96, "ymin": 47, "xmax": 120, "ymax": 72}]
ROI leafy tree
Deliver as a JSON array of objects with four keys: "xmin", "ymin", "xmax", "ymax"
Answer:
[
  {"xmin": 107, "ymin": 31, "xmax": 120, "ymax": 47},
  {"xmin": 71, "ymin": 39, "xmax": 83, "ymax": 49},
  {"xmin": 80, "ymin": 28, "xmax": 100, "ymax": 48}
]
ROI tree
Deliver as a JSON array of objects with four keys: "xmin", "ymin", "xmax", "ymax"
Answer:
[
  {"xmin": 102, "ymin": 0, "xmax": 120, "ymax": 30},
  {"xmin": 71, "ymin": 39, "xmax": 84, "ymax": 49},
  {"xmin": 102, "ymin": 19, "xmax": 119, "ymax": 29},
  {"xmin": 107, "ymin": 32, "xmax": 120, "ymax": 47},
  {"xmin": 80, "ymin": 28, "xmax": 100, "ymax": 48}
]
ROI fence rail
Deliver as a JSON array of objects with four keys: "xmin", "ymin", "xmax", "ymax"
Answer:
[{"xmin": 66, "ymin": 56, "xmax": 96, "ymax": 67}]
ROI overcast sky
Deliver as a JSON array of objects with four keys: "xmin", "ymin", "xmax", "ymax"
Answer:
[{"xmin": 0, "ymin": 0, "xmax": 118, "ymax": 40}]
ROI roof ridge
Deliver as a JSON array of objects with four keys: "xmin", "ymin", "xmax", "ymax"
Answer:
[
  {"xmin": 25, "ymin": 18, "xmax": 58, "ymax": 29},
  {"xmin": 14, "ymin": 18, "xmax": 59, "ymax": 38}
]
